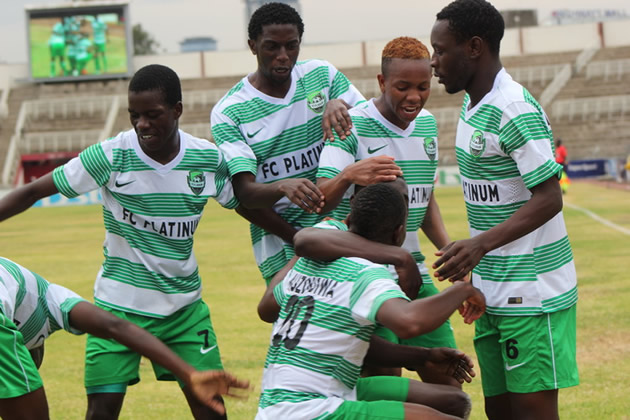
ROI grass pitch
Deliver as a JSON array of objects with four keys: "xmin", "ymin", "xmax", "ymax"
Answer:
[{"xmin": 1, "ymin": 181, "xmax": 628, "ymax": 419}]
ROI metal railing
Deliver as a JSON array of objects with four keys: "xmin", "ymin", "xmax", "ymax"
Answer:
[
  {"xmin": 551, "ymin": 95, "xmax": 630, "ymax": 121},
  {"xmin": 586, "ymin": 59, "xmax": 630, "ymax": 81}
]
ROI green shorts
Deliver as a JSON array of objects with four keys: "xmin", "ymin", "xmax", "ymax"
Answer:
[
  {"xmin": 94, "ymin": 42, "xmax": 106, "ymax": 53},
  {"xmin": 84, "ymin": 299, "xmax": 223, "ymax": 392},
  {"xmin": 0, "ymin": 313, "xmax": 43, "ymax": 398},
  {"xmin": 328, "ymin": 376, "xmax": 408, "ymax": 419},
  {"xmin": 373, "ymin": 282, "xmax": 457, "ymax": 349},
  {"xmin": 474, "ymin": 305, "xmax": 579, "ymax": 397},
  {"xmin": 49, "ymin": 43, "xmax": 65, "ymax": 57}
]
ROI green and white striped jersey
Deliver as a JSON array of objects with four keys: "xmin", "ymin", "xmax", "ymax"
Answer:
[
  {"xmin": 0, "ymin": 258, "xmax": 85, "ymax": 349},
  {"xmin": 211, "ymin": 59, "xmax": 366, "ymax": 281},
  {"xmin": 52, "ymin": 129, "xmax": 238, "ymax": 318},
  {"xmin": 455, "ymin": 69, "xmax": 577, "ymax": 316},
  {"xmin": 317, "ymin": 99, "xmax": 439, "ymax": 283},
  {"xmin": 257, "ymin": 220, "xmax": 409, "ymax": 419}
]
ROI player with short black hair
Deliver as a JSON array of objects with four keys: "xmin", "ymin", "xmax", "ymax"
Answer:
[
  {"xmin": 430, "ymin": 1, "xmax": 579, "ymax": 419},
  {"xmin": 247, "ymin": 1, "xmax": 304, "ymax": 41},
  {"xmin": 212, "ymin": 2, "xmax": 391, "ymax": 286},
  {"xmin": 0, "ymin": 63, "xmax": 239, "ymax": 420}
]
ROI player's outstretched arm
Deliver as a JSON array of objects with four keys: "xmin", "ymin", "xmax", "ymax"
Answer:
[
  {"xmin": 433, "ymin": 176, "xmax": 563, "ymax": 281},
  {"xmin": 316, "ymin": 157, "xmax": 402, "ymax": 213},
  {"xmin": 68, "ymin": 302, "xmax": 249, "ymax": 413},
  {"xmin": 377, "ymin": 281, "xmax": 485, "ymax": 339},
  {"xmin": 294, "ymin": 227, "xmax": 421, "ymax": 299},
  {"xmin": 232, "ymin": 172, "xmax": 325, "ymax": 214},
  {"xmin": 0, "ymin": 172, "xmax": 59, "ymax": 222},
  {"xmin": 257, "ymin": 256, "xmax": 299, "ymax": 323}
]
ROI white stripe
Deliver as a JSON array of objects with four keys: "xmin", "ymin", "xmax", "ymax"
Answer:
[
  {"xmin": 13, "ymin": 331, "xmax": 31, "ymax": 392},
  {"xmin": 546, "ymin": 313, "xmax": 558, "ymax": 388},
  {"xmin": 564, "ymin": 202, "xmax": 630, "ymax": 236}
]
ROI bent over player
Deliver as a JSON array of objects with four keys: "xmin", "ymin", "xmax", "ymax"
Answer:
[
  {"xmin": 256, "ymin": 183, "xmax": 485, "ymax": 419},
  {"xmin": 0, "ymin": 257, "xmax": 249, "ymax": 420}
]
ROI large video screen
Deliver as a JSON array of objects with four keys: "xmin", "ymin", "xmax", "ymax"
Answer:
[{"xmin": 26, "ymin": 1, "xmax": 132, "ymax": 82}]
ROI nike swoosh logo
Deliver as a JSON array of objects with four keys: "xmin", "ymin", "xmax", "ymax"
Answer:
[
  {"xmin": 200, "ymin": 344, "xmax": 217, "ymax": 355},
  {"xmin": 505, "ymin": 361, "xmax": 526, "ymax": 371},
  {"xmin": 367, "ymin": 145, "xmax": 387, "ymax": 154},
  {"xmin": 115, "ymin": 180, "xmax": 134, "ymax": 188},
  {"xmin": 247, "ymin": 128, "xmax": 263, "ymax": 138}
]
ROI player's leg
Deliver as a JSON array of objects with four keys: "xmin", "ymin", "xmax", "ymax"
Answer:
[
  {"xmin": 357, "ymin": 376, "xmax": 470, "ymax": 419},
  {"xmin": 0, "ymin": 318, "xmax": 48, "ymax": 420},
  {"xmin": 150, "ymin": 299, "xmax": 227, "ymax": 419},
  {"xmin": 330, "ymin": 398, "xmax": 460, "ymax": 420},
  {"xmin": 478, "ymin": 306, "xmax": 579, "ymax": 420},
  {"xmin": 84, "ymin": 306, "xmax": 143, "ymax": 420},
  {"xmin": 0, "ymin": 387, "xmax": 49, "ymax": 420}
]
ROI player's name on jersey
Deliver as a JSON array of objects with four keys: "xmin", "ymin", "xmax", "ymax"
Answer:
[
  {"xmin": 409, "ymin": 185, "xmax": 432, "ymax": 206},
  {"xmin": 259, "ymin": 141, "xmax": 324, "ymax": 182},
  {"xmin": 461, "ymin": 180, "xmax": 500, "ymax": 203},
  {"xmin": 121, "ymin": 208, "xmax": 200, "ymax": 238},
  {"xmin": 287, "ymin": 272, "xmax": 339, "ymax": 299}
]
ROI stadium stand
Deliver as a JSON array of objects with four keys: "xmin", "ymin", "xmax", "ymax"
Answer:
[{"xmin": 1, "ymin": 46, "xmax": 629, "ymax": 186}]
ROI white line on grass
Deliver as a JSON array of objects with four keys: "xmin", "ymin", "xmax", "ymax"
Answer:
[{"xmin": 564, "ymin": 202, "xmax": 630, "ymax": 236}]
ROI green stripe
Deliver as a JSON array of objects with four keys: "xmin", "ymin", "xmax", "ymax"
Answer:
[
  {"xmin": 533, "ymin": 235, "xmax": 574, "ymax": 273},
  {"xmin": 542, "ymin": 286, "xmax": 578, "ymax": 312},
  {"xmin": 109, "ymin": 191, "xmax": 208, "ymax": 218},
  {"xmin": 499, "ymin": 112, "xmax": 552, "ymax": 155},
  {"xmin": 473, "ymin": 254, "xmax": 537, "ymax": 282},
  {"xmin": 465, "ymin": 201, "xmax": 527, "ymax": 231},
  {"xmin": 456, "ymin": 147, "xmax": 521, "ymax": 181},
  {"xmin": 0, "ymin": 258, "xmax": 28, "ymax": 308},
  {"xmin": 52, "ymin": 166, "xmax": 79, "ymax": 198},
  {"xmin": 522, "ymin": 160, "xmax": 562, "ymax": 189},
  {"xmin": 80, "ymin": 143, "xmax": 112, "ymax": 186},
  {"xmin": 259, "ymin": 388, "xmax": 326, "ymax": 409},
  {"xmin": 101, "ymin": 256, "xmax": 200, "ymax": 294}
]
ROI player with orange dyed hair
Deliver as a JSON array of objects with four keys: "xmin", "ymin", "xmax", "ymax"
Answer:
[{"xmin": 316, "ymin": 36, "xmax": 465, "ymax": 388}]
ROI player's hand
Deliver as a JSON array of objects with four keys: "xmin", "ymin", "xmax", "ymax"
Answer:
[
  {"xmin": 344, "ymin": 156, "xmax": 403, "ymax": 186},
  {"xmin": 433, "ymin": 238, "xmax": 486, "ymax": 282},
  {"xmin": 459, "ymin": 286, "xmax": 486, "ymax": 324},
  {"xmin": 419, "ymin": 348, "xmax": 476, "ymax": 384},
  {"xmin": 322, "ymin": 98, "xmax": 353, "ymax": 141},
  {"xmin": 278, "ymin": 178, "xmax": 325, "ymax": 213},
  {"xmin": 188, "ymin": 370, "xmax": 250, "ymax": 415},
  {"xmin": 394, "ymin": 254, "xmax": 421, "ymax": 300}
]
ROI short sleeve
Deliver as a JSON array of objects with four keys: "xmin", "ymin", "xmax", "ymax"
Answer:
[
  {"xmin": 350, "ymin": 266, "xmax": 409, "ymax": 323},
  {"xmin": 499, "ymin": 102, "xmax": 561, "ymax": 188}
]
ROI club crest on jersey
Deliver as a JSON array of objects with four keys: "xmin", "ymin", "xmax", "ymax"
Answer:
[
  {"xmin": 423, "ymin": 137, "xmax": 437, "ymax": 161},
  {"xmin": 307, "ymin": 91, "xmax": 326, "ymax": 114},
  {"xmin": 469, "ymin": 130, "xmax": 486, "ymax": 158},
  {"xmin": 187, "ymin": 170, "xmax": 206, "ymax": 195}
]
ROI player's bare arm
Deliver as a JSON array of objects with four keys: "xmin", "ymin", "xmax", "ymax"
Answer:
[
  {"xmin": 377, "ymin": 281, "xmax": 485, "ymax": 339},
  {"xmin": 433, "ymin": 176, "xmax": 563, "ymax": 282},
  {"xmin": 294, "ymin": 227, "xmax": 421, "ymax": 299},
  {"xmin": 258, "ymin": 256, "xmax": 299, "ymax": 323},
  {"xmin": 322, "ymin": 98, "xmax": 353, "ymax": 141},
  {"xmin": 0, "ymin": 172, "xmax": 59, "ymax": 222},
  {"xmin": 232, "ymin": 172, "xmax": 325, "ymax": 214},
  {"xmin": 236, "ymin": 206, "xmax": 298, "ymax": 244},
  {"xmin": 68, "ymin": 302, "xmax": 250, "ymax": 413},
  {"xmin": 316, "ymin": 156, "xmax": 402, "ymax": 213}
]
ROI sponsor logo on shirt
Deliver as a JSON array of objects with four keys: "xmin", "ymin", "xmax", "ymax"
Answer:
[
  {"xmin": 424, "ymin": 137, "xmax": 437, "ymax": 161},
  {"xmin": 367, "ymin": 144, "xmax": 387, "ymax": 154},
  {"xmin": 307, "ymin": 90, "xmax": 327, "ymax": 114},
  {"xmin": 187, "ymin": 170, "xmax": 206, "ymax": 195},
  {"xmin": 470, "ymin": 130, "xmax": 486, "ymax": 158}
]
